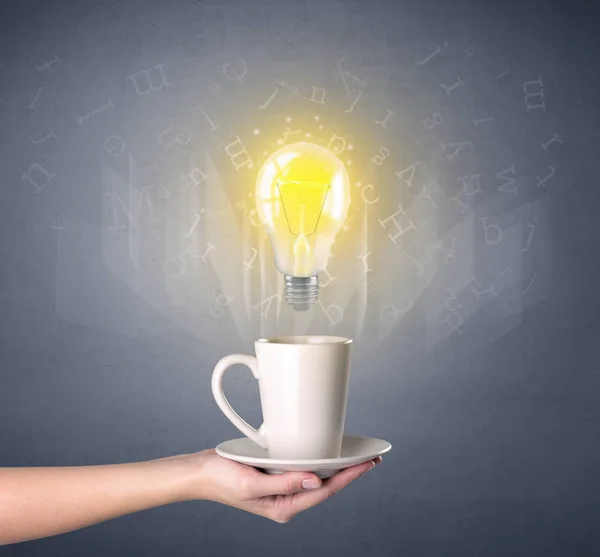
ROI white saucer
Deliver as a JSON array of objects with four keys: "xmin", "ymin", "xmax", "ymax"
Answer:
[{"xmin": 215, "ymin": 435, "xmax": 391, "ymax": 479}]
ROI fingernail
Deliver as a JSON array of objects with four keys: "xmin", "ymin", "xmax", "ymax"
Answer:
[
  {"xmin": 365, "ymin": 459, "xmax": 379, "ymax": 472},
  {"xmin": 302, "ymin": 478, "xmax": 321, "ymax": 490},
  {"xmin": 358, "ymin": 462, "xmax": 374, "ymax": 478}
]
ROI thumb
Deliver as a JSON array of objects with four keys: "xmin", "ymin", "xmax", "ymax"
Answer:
[{"xmin": 250, "ymin": 471, "xmax": 323, "ymax": 497}]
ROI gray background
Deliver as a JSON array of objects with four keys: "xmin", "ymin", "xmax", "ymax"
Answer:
[{"xmin": 1, "ymin": 0, "xmax": 600, "ymax": 555}]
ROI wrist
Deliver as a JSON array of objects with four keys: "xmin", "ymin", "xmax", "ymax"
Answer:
[
  {"xmin": 163, "ymin": 452, "xmax": 210, "ymax": 502},
  {"xmin": 145, "ymin": 453, "xmax": 207, "ymax": 504}
]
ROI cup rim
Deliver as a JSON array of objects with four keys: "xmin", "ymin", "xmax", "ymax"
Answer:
[{"xmin": 256, "ymin": 335, "xmax": 352, "ymax": 346}]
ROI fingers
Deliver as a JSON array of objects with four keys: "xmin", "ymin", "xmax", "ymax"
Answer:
[
  {"xmin": 285, "ymin": 457, "xmax": 382, "ymax": 516},
  {"xmin": 245, "ymin": 469, "xmax": 324, "ymax": 498}
]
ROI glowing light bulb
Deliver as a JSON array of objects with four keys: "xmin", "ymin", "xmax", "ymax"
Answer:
[{"xmin": 255, "ymin": 142, "xmax": 351, "ymax": 311}]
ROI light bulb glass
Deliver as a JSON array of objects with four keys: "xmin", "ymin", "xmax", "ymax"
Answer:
[{"xmin": 255, "ymin": 142, "xmax": 351, "ymax": 309}]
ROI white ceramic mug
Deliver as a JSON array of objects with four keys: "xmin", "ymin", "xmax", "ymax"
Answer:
[{"xmin": 211, "ymin": 335, "xmax": 352, "ymax": 460}]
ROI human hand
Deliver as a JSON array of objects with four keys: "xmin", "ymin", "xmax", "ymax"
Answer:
[
  {"xmin": 190, "ymin": 449, "xmax": 382, "ymax": 523},
  {"xmin": 0, "ymin": 449, "xmax": 381, "ymax": 545}
]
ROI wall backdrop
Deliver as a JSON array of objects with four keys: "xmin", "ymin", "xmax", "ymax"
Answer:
[{"xmin": 1, "ymin": 0, "xmax": 599, "ymax": 555}]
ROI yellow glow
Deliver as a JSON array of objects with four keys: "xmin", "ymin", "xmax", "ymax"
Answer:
[
  {"xmin": 277, "ymin": 181, "xmax": 330, "ymax": 236},
  {"xmin": 255, "ymin": 142, "xmax": 351, "ymax": 277}
]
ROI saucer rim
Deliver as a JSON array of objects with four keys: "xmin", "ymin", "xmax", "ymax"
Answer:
[{"xmin": 215, "ymin": 434, "xmax": 392, "ymax": 466}]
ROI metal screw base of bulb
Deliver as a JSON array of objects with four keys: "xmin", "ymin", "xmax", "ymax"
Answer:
[{"xmin": 284, "ymin": 275, "xmax": 319, "ymax": 311}]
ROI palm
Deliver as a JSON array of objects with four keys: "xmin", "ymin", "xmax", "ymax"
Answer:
[{"xmin": 195, "ymin": 448, "xmax": 381, "ymax": 523}]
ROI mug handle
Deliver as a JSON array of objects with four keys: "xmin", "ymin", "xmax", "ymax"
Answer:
[{"xmin": 211, "ymin": 354, "xmax": 268, "ymax": 449}]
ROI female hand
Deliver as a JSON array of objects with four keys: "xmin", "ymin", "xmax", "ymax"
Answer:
[
  {"xmin": 0, "ymin": 449, "xmax": 383, "ymax": 545},
  {"xmin": 192, "ymin": 448, "xmax": 383, "ymax": 523}
]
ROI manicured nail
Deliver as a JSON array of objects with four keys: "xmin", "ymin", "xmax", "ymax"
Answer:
[
  {"xmin": 302, "ymin": 478, "xmax": 320, "ymax": 490},
  {"xmin": 365, "ymin": 458, "xmax": 381, "ymax": 472},
  {"xmin": 358, "ymin": 462, "xmax": 374, "ymax": 478}
]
